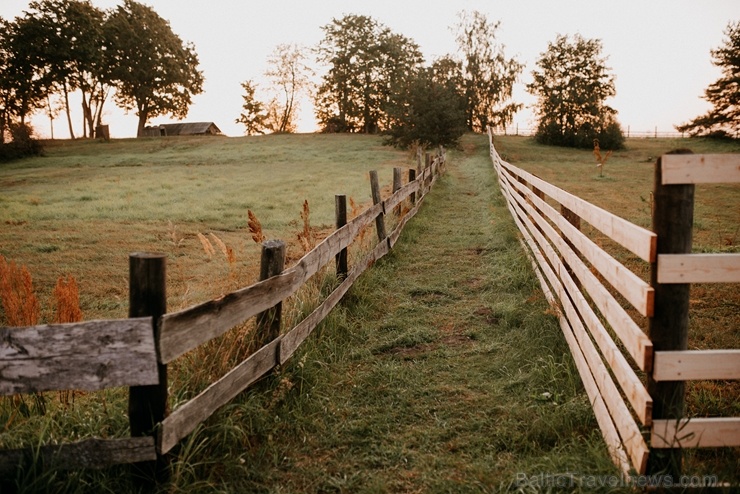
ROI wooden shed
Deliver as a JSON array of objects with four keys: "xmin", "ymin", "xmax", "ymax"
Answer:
[{"xmin": 143, "ymin": 122, "xmax": 222, "ymax": 137}]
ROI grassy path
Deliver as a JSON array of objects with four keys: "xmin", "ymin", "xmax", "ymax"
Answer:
[{"xmin": 191, "ymin": 134, "xmax": 620, "ymax": 493}]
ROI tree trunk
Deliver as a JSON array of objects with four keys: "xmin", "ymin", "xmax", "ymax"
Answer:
[
  {"xmin": 46, "ymin": 94, "xmax": 55, "ymax": 140},
  {"xmin": 81, "ymin": 88, "xmax": 94, "ymax": 139},
  {"xmin": 137, "ymin": 113, "xmax": 148, "ymax": 138},
  {"xmin": 63, "ymin": 84, "xmax": 76, "ymax": 140}
]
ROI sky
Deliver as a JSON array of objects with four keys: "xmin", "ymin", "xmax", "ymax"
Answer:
[{"xmin": 1, "ymin": 0, "xmax": 738, "ymax": 138}]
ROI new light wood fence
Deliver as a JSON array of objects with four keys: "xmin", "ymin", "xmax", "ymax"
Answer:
[
  {"xmin": 488, "ymin": 129, "xmax": 740, "ymax": 477},
  {"xmin": 0, "ymin": 149, "xmax": 446, "ymax": 484}
]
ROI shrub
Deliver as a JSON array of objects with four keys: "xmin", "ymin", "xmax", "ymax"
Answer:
[{"xmin": 0, "ymin": 123, "xmax": 44, "ymax": 162}]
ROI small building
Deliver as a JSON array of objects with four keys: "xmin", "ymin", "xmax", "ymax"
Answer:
[{"xmin": 143, "ymin": 122, "xmax": 222, "ymax": 137}]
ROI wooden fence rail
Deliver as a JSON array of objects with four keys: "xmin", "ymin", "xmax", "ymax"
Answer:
[
  {"xmin": 488, "ymin": 129, "xmax": 740, "ymax": 478},
  {"xmin": 0, "ymin": 150, "xmax": 446, "ymax": 482}
]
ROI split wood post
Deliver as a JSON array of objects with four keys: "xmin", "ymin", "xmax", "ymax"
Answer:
[
  {"xmin": 128, "ymin": 252, "xmax": 169, "ymax": 485},
  {"xmin": 425, "ymin": 153, "xmax": 432, "ymax": 193},
  {"xmin": 408, "ymin": 168, "xmax": 417, "ymax": 205},
  {"xmin": 335, "ymin": 195, "xmax": 348, "ymax": 280},
  {"xmin": 647, "ymin": 152, "xmax": 694, "ymax": 477},
  {"xmin": 392, "ymin": 167, "xmax": 403, "ymax": 216},
  {"xmin": 256, "ymin": 240, "xmax": 286, "ymax": 348},
  {"xmin": 369, "ymin": 170, "xmax": 387, "ymax": 242}
]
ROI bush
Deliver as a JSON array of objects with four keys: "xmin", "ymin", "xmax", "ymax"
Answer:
[
  {"xmin": 0, "ymin": 123, "xmax": 44, "ymax": 162},
  {"xmin": 535, "ymin": 117, "xmax": 625, "ymax": 150}
]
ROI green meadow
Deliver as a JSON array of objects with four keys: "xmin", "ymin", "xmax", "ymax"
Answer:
[{"xmin": 0, "ymin": 133, "xmax": 737, "ymax": 492}]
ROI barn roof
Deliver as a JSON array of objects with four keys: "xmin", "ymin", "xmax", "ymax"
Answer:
[{"xmin": 158, "ymin": 122, "xmax": 222, "ymax": 135}]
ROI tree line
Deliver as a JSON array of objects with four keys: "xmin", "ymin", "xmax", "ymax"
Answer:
[
  {"xmin": 236, "ymin": 11, "xmax": 523, "ymax": 149},
  {"xmin": 0, "ymin": 0, "xmax": 203, "ymax": 145},
  {"xmin": 2, "ymin": 1, "xmax": 737, "ymax": 159}
]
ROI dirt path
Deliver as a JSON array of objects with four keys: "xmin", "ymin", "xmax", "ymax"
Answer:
[{"xmin": 239, "ymin": 134, "xmax": 616, "ymax": 493}]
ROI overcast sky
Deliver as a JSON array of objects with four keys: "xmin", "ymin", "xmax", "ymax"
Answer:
[{"xmin": 1, "ymin": 0, "xmax": 738, "ymax": 138}]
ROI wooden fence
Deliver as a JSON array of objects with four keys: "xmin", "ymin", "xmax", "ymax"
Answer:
[
  {"xmin": 0, "ymin": 148, "xmax": 446, "ymax": 483},
  {"xmin": 487, "ymin": 129, "xmax": 740, "ymax": 477}
]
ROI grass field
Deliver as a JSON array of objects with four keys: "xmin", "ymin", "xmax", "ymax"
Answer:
[
  {"xmin": 0, "ymin": 133, "xmax": 408, "ymax": 321},
  {"xmin": 0, "ymin": 133, "xmax": 738, "ymax": 492}
]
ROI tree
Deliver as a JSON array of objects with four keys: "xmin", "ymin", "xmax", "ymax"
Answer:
[
  {"xmin": 676, "ymin": 21, "xmax": 740, "ymax": 138},
  {"xmin": 25, "ymin": 0, "xmax": 109, "ymax": 139},
  {"xmin": 264, "ymin": 43, "xmax": 312, "ymax": 133},
  {"xmin": 454, "ymin": 11, "xmax": 522, "ymax": 132},
  {"xmin": 315, "ymin": 14, "xmax": 423, "ymax": 134},
  {"xmin": 104, "ymin": 0, "xmax": 204, "ymax": 137},
  {"xmin": 236, "ymin": 80, "xmax": 268, "ymax": 135},
  {"xmin": 528, "ymin": 33, "xmax": 624, "ymax": 149},
  {"xmin": 383, "ymin": 58, "xmax": 467, "ymax": 149},
  {"xmin": 0, "ymin": 14, "xmax": 51, "ymax": 131}
]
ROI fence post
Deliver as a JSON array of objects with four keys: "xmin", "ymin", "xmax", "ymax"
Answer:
[
  {"xmin": 128, "ymin": 252, "xmax": 169, "ymax": 485},
  {"xmin": 408, "ymin": 168, "xmax": 417, "ymax": 205},
  {"xmin": 392, "ymin": 167, "xmax": 403, "ymax": 215},
  {"xmin": 647, "ymin": 152, "xmax": 695, "ymax": 477},
  {"xmin": 256, "ymin": 240, "xmax": 286, "ymax": 347},
  {"xmin": 369, "ymin": 170, "xmax": 387, "ymax": 242},
  {"xmin": 335, "ymin": 195, "xmax": 348, "ymax": 280},
  {"xmin": 424, "ymin": 153, "xmax": 432, "ymax": 194}
]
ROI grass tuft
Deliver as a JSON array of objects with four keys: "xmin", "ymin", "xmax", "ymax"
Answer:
[{"xmin": 0, "ymin": 255, "xmax": 40, "ymax": 327}]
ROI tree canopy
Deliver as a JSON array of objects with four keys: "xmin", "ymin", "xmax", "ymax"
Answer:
[
  {"xmin": 314, "ymin": 14, "xmax": 423, "ymax": 134},
  {"xmin": 676, "ymin": 21, "xmax": 740, "ymax": 138},
  {"xmin": 104, "ymin": 0, "xmax": 204, "ymax": 137},
  {"xmin": 527, "ymin": 34, "xmax": 624, "ymax": 149},
  {"xmin": 454, "ymin": 10, "xmax": 522, "ymax": 132},
  {"xmin": 383, "ymin": 59, "xmax": 467, "ymax": 149},
  {"xmin": 0, "ymin": 0, "xmax": 204, "ymax": 141}
]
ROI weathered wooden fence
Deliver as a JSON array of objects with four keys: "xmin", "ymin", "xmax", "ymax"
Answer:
[
  {"xmin": 488, "ymin": 129, "xmax": 740, "ymax": 477},
  {"xmin": 0, "ymin": 149, "xmax": 446, "ymax": 483}
]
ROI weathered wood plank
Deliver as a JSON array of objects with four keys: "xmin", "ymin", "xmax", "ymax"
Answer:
[
  {"xmin": 501, "ymin": 182, "xmax": 635, "ymax": 474},
  {"xmin": 280, "ymin": 238, "xmax": 389, "ymax": 364},
  {"xmin": 657, "ymin": 253, "xmax": 740, "ymax": 283},
  {"xmin": 498, "ymin": 159, "xmax": 657, "ymax": 262},
  {"xmin": 369, "ymin": 170, "xmax": 387, "ymax": 241},
  {"xmin": 501, "ymin": 170, "xmax": 653, "ymax": 371},
  {"xmin": 504, "ymin": 181, "xmax": 649, "ymax": 472},
  {"xmin": 506, "ymin": 170, "xmax": 654, "ymax": 317},
  {"xmin": 159, "ymin": 268, "xmax": 303, "ymax": 364},
  {"xmin": 158, "ymin": 338, "xmax": 280, "ymax": 454},
  {"xmin": 651, "ymin": 418, "xmax": 740, "ymax": 448},
  {"xmin": 159, "ymin": 202, "xmax": 385, "ymax": 364},
  {"xmin": 653, "ymin": 350, "xmax": 740, "ymax": 381},
  {"xmin": 515, "ymin": 181, "xmax": 652, "ymax": 424},
  {"xmin": 0, "ymin": 318, "xmax": 157, "ymax": 395},
  {"xmin": 384, "ymin": 180, "xmax": 419, "ymax": 213},
  {"xmin": 0, "ymin": 437, "xmax": 155, "ymax": 472},
  {"xmin": 661, "ymin": 154, "xmax": 740, "ymax": 184},
  {"xmin": 388, "ymin": 198, "xmax": 423, "ymax": 249}
]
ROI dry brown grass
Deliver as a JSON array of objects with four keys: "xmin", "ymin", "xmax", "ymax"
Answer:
[
  {"xmin": 0, "ymin": 255, "xmax": 40, "ymax": 327},
  {"xmin": 53, "ymin": 274, "xmax": 83, "ymax": 325},
  {"xmin": 197, "ymin": 232, "xmax": 216, "ymax": 257},
  {"xmin": 592, "ymin": 139, "xmax": 613, "ymax": 178},
  {"xmin": 297, "ymin": 199, "xmax": 315, "ymax": 254},
  {"xmin": 248, "ymin": 209, "xmax": 266, "ymax": 244}
]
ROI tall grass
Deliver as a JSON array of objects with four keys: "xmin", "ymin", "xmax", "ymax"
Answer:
[{"xmin": 0, "ymin": 255, "xmax": 39, "ymax": 327}]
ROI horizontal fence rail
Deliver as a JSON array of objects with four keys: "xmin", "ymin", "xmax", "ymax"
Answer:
[
  {"xmin": 0, "ymin": 149, "xmax": 446, "ymax": 483},
  {"xmin": 489, "ymin": 131, "xmax": 651, "ymax": 474},
  {"xmin": 489, "ymin": 129, "xmax": 740, "ymax": 479},
  {"xmin": 648, "ymin": 152, "xmax": 740, "ymax": 466}
]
